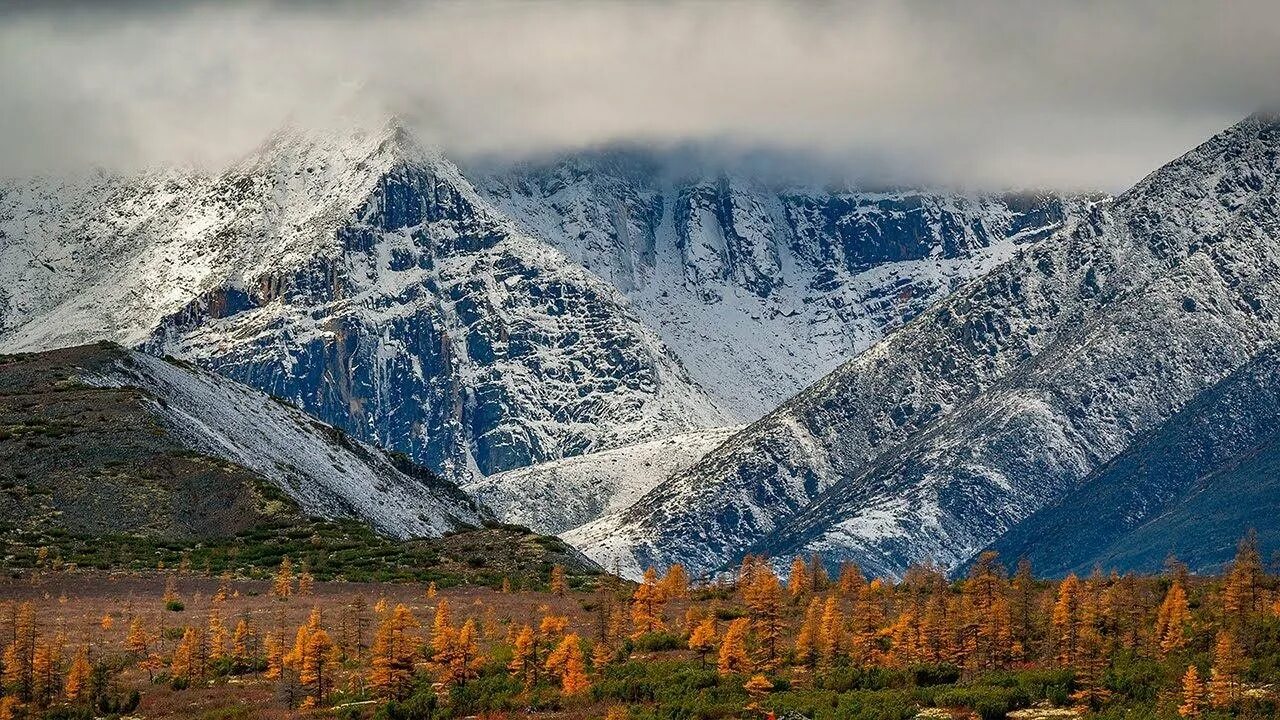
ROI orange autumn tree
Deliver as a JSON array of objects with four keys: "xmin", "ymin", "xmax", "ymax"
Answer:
[
  {"xmin": 272, "ymin": 557, "xmax": 294, "ymax": 600},
  {"xmin": 1051, "ymin": 573, "xmax": 1084, "ymax": 665},
  {"xmin": 689, "ymin": 618, "xmax": 717, "ymax": 668},
  {"xmin": 368, "ymin": 604, "xmax": 420, "ymax": 699},
  {"xmin": 794, "ymin": 597, "xmax": 822, "ymax": 669},
  {"xmin": 1179, "ymin": 665, "xmax": 1205, "ymax": 718},
  {"xmin": 631, "ymin": 568, "xmax": 667, "ymax": 638},
  {"xmin": 661, "ymin": 564, "xmax": 690, "ymax": 600},
  {"xmin": 1223, "ymin": 531, "xmax": 1266, "ymax": 624},
  {"xmin": 549, "ymin": 565, "xmax": 568, "ymax": 596},
  {"xmin": 1208, "ymin": 630, "xmax": 1243, "ymax": 710},
  {"xmin": 63, "ymin": 645, "xmax": 91, "ymax": 702},
  {"xmin": 509, "ymin": 624, "xmax": 539, "ymax": 688},
  {"xmin": 788, "ymin": 557, "xmax": 811, "ymax": 600},
  {"xmin": 961, "ymin": 551, "xmax": 1013, "ymax": 673},
  {"xmin": 717, "ymin": 618, "xmax": 752, "ymax": 676},
  {"xmin": 743, "ymin": 564, "xmax": 784, "ymax": 668},
  {"xmin": 547, "ymin": 633, "xmax": 590, "ymax": 696},
  {"xmin": 1156, "ymin": 580, "xmax": 1193, "ymax": 656},
  {"xmin": 299, "ymin": 628, "xmax": 336, "ymax": 706}
]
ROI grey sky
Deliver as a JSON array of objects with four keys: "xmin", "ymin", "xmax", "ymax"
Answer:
[{"xmin": 1, "ymin": 0, "xmax": 1277, "ymax": 190}]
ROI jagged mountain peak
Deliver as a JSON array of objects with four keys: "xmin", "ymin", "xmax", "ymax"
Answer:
[{"xmin": 564, "ymin": 111, "xmax": 1280, "ymax": 580}]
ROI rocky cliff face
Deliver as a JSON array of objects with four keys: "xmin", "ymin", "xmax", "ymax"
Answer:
[
  {"xmin": 986, "ymin": 345, "xmax": 1280, "ymax": 576},
  {"xmin": 475, "ymin": 150, "xmax": 1093, "ymax": 418},
  {"xmin": 567, "ymin": 113, "xmax": 1280, "ymax": 579},
  {"xmin": 0, "ymin": 125, "xmax": 729, "ymax": 484}
]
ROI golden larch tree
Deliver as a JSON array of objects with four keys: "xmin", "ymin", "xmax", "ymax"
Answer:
[
  {"xmin": 547, "ymin": 633, "xmax": 590, "ymax": 696},
  {"xmin": 299, "ymin": 627, "xmax": 335, "ymax": 703},
  {"xmin": 788, "ymin": 557, "xmax": 811, "ymax": 600},
  {"xmin": 509, "ymin": 624, "xmax": 539, "ymax": 687},
  {"xmin": 630, "ymin": 568, "xmax": 667, "ymax": 638},
  {"xmin": 272, "ymin": 556, "xmax": 294, "ymax": 600},
  {"xmin": 1179, "ymin": 665, "xmax": 1205, "ymax": 718},
  {"xmin": 661, "ymin": 564, "xmax": 690, "ymax": 600},
  {"xmin": 717, "ymin": 617, "xmax": 752, "ymax": 676},
  {"xmin": 1208, "ymin": 629, "xmax": 1243, "ymax": 709},
  {"xmin": 64, "ymin": 645, "xmax": 91, "ymax": 702},
  {"xmin": 689, "ymin": 617, "xmax": 717, "ymax": 669},
  {"xmin": 1155, "ymin": 580, "xmax": 1192, "ymax": 657},
  {"xmin": 743, "ymin": 564, "xmax": 784, "ymax": 668},
  {"xmin": 368, "ymin": 604, "xmax": 420, "ymax": 699},
  {"xmin": 1051, "ymin": 574, "xmax": 1084, "ymax": 665},
  {"xmin": 549, "ymin": 565, "xmax": 568, "ymax": 596}
]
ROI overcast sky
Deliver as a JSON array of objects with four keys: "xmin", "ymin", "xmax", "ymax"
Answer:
[{"xmin": 2, "ymin": 0, "xmax": 1278, "ymax": 190}]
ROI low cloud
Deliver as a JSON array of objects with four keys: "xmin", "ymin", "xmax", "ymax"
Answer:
[{"xmin": 2, "ymin": 0, "xmax": 1277, "ymax": 190}]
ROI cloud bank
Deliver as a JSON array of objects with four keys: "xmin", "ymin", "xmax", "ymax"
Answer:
[{"xmin": 2, "ymin": 0, "xmax": 1278, "ymax": 190}]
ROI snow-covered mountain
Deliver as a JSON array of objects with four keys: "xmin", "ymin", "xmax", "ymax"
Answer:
[
  {"xmin": 570, "ymin": 112, "xmax": 1280, "ymax": 579},
  {"xmin": 0, "ymin": 123, "xmax": 729, "ymax": 484},
  {"xmin": 0, "ymin": 124, "xmax": 1087, "ymax": 503},
  {"xmin": 986, "ymin": 344, "xmax": 1280, "ymax": 576},
  {"xmin": 473, "ymin": 150, "xmax": 1093, "ymax": 418},
  {"xmin": 1, "ymin": 342, "xmax": 483, "ymax": 539},
  {"xmin": 464, "ymin": 426, "xmax": 739, "ymax": 535}
]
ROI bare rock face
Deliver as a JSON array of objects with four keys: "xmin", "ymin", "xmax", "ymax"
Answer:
[
  {"xmin": 0, "ymin": 124, "xmax": 729, "ymax": 485},
  {"xmin": 569, "ymin": 113, "xmax": 1280, "ymax": 579}
]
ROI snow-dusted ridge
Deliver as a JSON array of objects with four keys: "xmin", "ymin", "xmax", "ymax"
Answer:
[
  {"xmin": 1, "ymin": 121, "xmax": 730, "ymax": 484},
  {"xmin": 570, "ymin": 112, "xmax": 1280, "ymax": 580},
  {"xmin": 81, "ymin": 345, "xmax": 486, "ymax": 538},
  {"xmin": 465, "ymin": 426, "xmax": 740, "ymax": 536}
]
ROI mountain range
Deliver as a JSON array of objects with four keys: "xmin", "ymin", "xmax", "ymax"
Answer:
[{"xmin": 3, "ymin": 112, "xmax": 1278, "ymax": 579}]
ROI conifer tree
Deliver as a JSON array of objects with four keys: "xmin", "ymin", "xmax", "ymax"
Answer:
[
  {"xmin": 296, "ymin": 565, "xmax": 314, "ymax": 597},
  {"xmin": 1208, "ymin": 630, "xmax": 1243, "ymax": 709},
  {"xmin": 232, "ymin": 618, "xmax": 253, "ymax": 664},
  {"xmin": 788, "ymin": 557, "xmax": 811, "ymax": 601},
  {"xmin": 743, "ymin": 565, "xmax": 784, "ymax": 668},
  {"xmin": 809, "ymin": 554, "xmax": 830, "ymax": 592},
  {"xmin": 263, "ymin": 631, "xmax": 284, "ymax": 680},
  {"xmin": 272, "ymin": 557, "xmax": 294, "ymax": 600},
  {"xmin": 591, "ymin": 639, "xmax": 614, "ymax": 672},
  {"xmin": 630, "ymin": 568, "xmax": 667, "ymax": 638},
  {"xmin": 794, "ymin": 597, "xmax": 822, "ymax": 669},
  {"xmin": 299, "ymin": 628, "xmax": 335, "ymax": 702},
  {"xmin": 837, "ymin": 562, "xmax": 866, "ymax": 598},
  {"xmin": 819, "ymin": 595, "xmax": 844, "ymax": 669},
  {"xmin": 64, "ymin": 645, "xmax": 91, "ymax": 702},
  {"xmin": 509, "ymin": 624, "xmax": 539, "ymax": 688},
  {"xmin": 1009, "ymin": 557, "xmax": 1038, "ymax": 656},
  {"xmin": 1179, "ymin": 665, "xmax": 1205, "ymax": 718},
  {"xmin": 547, "ymin": 633, "xmax": 590, "ymax": 696},
  {"xmin": 661, "ymin": 564, "xmax": 690, "ymax": 600},
  {"xmin": 1156, "ymin": 580, "xmax": 1193, "ymax": 656},
  {"xmin": 368, "ymin": 604, "xmax": 419, "ymax": 699},
  {"xmin": 961, "ymin": 552, "xmax": 1012, "ymax": 672},
  {"xmin": 3, "ymin": 602, "xmax": 36, "ymax": 701},
  {"xmin": 1051, "ymin": 574, "xmax": 1084, "ymax": 665},
  {"xmin": 126, "ymin": 617, "xmax": 148, "ymax": 656},
  {"xmin": 743, "ymin": 673, "xmax": 773, "ymax": 711},
  {"xmin": 848, "ymin": 581, "xmax": 885, "ymax": 666},
  {"xmin": 1223, "ymin": 530, "xmax": 1266, "ymax": 624},
  {"xmin": 717, "ymin": 618, "xmax": 752, "ymax": 676},
  {"xmin": 549, "ymin": 565, "xmax": 568, "ymax": 596},
  {"xmin": 689, "ymin": 618, "xmax": 716, "ymax": 669}
]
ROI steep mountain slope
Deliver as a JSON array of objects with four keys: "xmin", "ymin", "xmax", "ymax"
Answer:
[
  {"xmin": 0, "ymin": 342, "xmax": 483, "ymax": 540},
  {"xmin": 0, "ymin": 124, "xmax": 728, "ymax": 482},
  {"xmin": 464, "ymin": 426, "xmax": 739, "ymax": 535},
  {"xmin": 986, "ymin": 346, "xmax": 1280, "ymax": 576},
  {"xmin": 475, "ymin": 151, "xmax": 1094, "ymax": 418},
  {"xmin": 569, "ymin": 112, "xmax": 1280, "ymax": 579}
]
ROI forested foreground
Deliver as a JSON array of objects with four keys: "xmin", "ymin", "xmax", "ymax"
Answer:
[{"xmin": 4, "ymin": 536, "xmax": 1280, "ymax": 719}]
